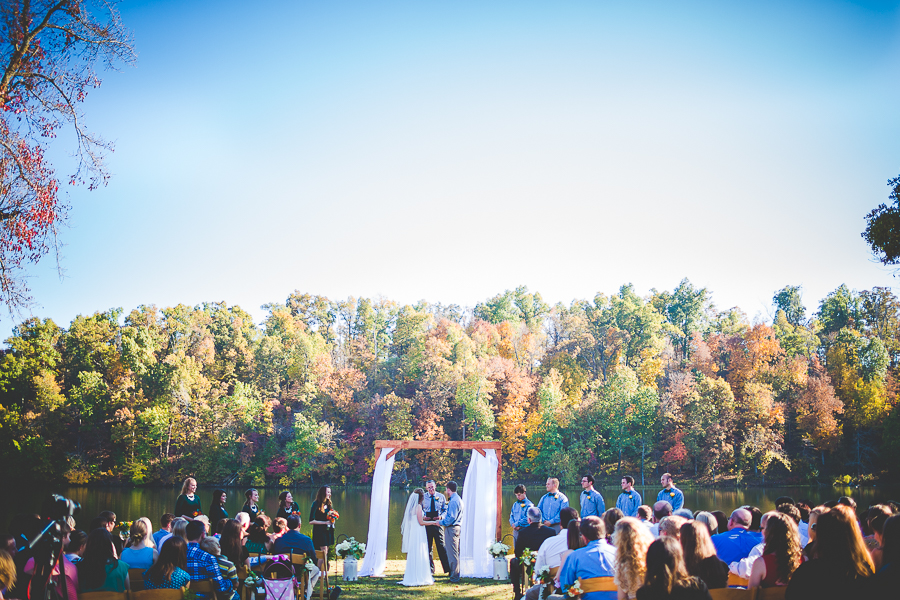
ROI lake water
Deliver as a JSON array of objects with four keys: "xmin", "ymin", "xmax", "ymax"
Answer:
[{"xmin": 3, "ymin": 485, "xmax": 896, "ymax": 558}]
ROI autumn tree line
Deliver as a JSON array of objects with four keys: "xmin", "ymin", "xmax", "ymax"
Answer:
[{"xmin": 1, "ymin": 281, "xmax": 898, "ymax": 488}]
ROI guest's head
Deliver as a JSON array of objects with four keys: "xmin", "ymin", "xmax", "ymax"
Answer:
[
  {"xmin": 815, "ymin": 505, "xmax": 874, "ymax": 578},
  {"xmin": 739, "ymin": 506, "xmax": 762, "ymax": 532},
  {"xmin": 0, "ymin": 550, "xmax": 16, "ymax": 595},
  {"xmin": 711, "ymin": 511, "xmax": 729, "ymax": 535},
  {"xmin": 762, "ymin": 512, "xmax": 802, "ymax": 585},
  {"xmin": 680, "ymin": 520, "xmax": 718, "ymax": 576},
  {"xmin": 220, "ymin": 520, "xmax": 244, "ymax": 566},
  {"xmin": 171, "ymin": 517, "xmax": 189, "ymax": 541},
  {"xmin": 185, "ymin": 520, "xmax": 206, "ymax": 543},
  {"xmin": 728, "ymin": 508, "xmax": 752, "ymax": 531},
  {"xmin": 807, "ymin": 506, "xmax": 828, "ymax": 546},
  {"xmin": 882, "ymin": 515, "xmax": 900, "ymax": 568},
  {"xmin": 603, "ymin": 508, "xmax": 624, "ymax": 540},
  {"xmin": 693, "ymin": 512, "xmax": 717, "ymax": 536},
  {"xmin": 66, "ymin": 530, "xmax": 87, "ymax": 557},
  {"xmin": 79, "ymin": 528, "xmax": 118, "ymax": 590},
  {"xmin": 128, "ymin": 517, "xmax": 154, "ymax": 549},
  {"xmin": 659, "ymin": 516, "xmax": 687, "ymax": 540},
  {"xmin": 776, "ymin": 504, "xmax": 801, "ymax": 526},
  {"xmin": 273, "ymin": 518, "xmax": 288, "ymax": 536},
  {"xmin": 567, "ymin": 519, "xmax": 585, "ymax": 551},
  {"xmin": 653, "ymin": 501, "xmax": 673, "ymax": 523},
  {"xmin": 838, "ymin": 496, "xmax": 857, "ymax": 511},
  {"xmin": 159, "ymin": 513, "xmax": 176, "ymax": 532},
  {"xmin": 867, "ymin": 505, "xmax": 893, "ymax": 544},
  {"xmin": 580, "ymin": 516, "xmax": 605, "ymax": 542},
  {"xmin": 637, "ymin": 506, "xmax": 652, "ymax": 521},
  {"xmin": 614, "ymin": 517, "xmax": 654, "ymax": 597},
  {"xmin": 236, "ymin": 512, "xmax": 250, "ymax": 530},
  {"xmin": 287, "ymin": 515, "xmax": 301, "ymax": 530},
  {"xmin": 774, "ymin": 496, "xmax": 795, "ymax": 508},
  {"xmin": 200, "ymin": 536, "xmax": 221, "ymax": 556},
  {"xmin": 643, "ymin": 537, "xmax": 690, "ymax": 595},
  {"xmin": 674, "ymin": 508, "xmax": 694, "ymax": 520},
  {"xmin": 216, "ymin": 518, "xmax": 228, "ymax": 535},
  {"xmin": 181, "ymin": 478, "xmax": 197, "ymax": 496},
  {"xmin": 98, "ymin": 511, "xmax": 117, "ymax": 532},
  {"xmin": 560, "ymin": 507, "xmax": 579, "ymax": 530},
  {"xmin": 527, "ymin": 507, "xmax": 542, "ymax": 525},
  {"xmin": 194, "ymin": 515, "xmax": 210, "ymax": 534}
]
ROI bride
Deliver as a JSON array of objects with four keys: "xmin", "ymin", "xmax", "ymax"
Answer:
[{"xmin": 399, "ymin": 487, "xmax": 434, "ymax": 586}]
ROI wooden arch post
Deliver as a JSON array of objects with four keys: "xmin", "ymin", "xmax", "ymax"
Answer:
[{"xmin": 374, "ymin": 440, "xmax": 503, "ymax": 542}]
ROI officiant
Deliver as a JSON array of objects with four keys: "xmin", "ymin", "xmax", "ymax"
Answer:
[{"xmin": 421, "ymin": 479, "xmax": 451, "ymax": 575}]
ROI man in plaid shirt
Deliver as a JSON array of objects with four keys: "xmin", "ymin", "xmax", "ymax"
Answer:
[{"xmin": 185, "ymin": 520, "xmax": 234, "ymax": 597}]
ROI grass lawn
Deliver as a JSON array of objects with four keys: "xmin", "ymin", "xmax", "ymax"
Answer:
[{"xmin": 324, "ymin": 559, "xmax": 514, "ymax": 600}]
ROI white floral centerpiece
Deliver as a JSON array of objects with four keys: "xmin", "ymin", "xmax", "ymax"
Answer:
[{"xmin": 488, "ymin": 541, "xmax": 510, "ymax": 558}]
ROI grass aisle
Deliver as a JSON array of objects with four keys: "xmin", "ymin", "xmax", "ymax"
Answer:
[{"xmin": 330, "ymin": 559, "xmax": 512, "ymax": 600}]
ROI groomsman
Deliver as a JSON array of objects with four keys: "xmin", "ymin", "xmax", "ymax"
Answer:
[
  {"xmin": 537, "ymin": 478, "xmax": 569, "ymax": 533},
  {"xmin": 509, "ymin": 484, "xmax": 534, "ymax": 541},
  {"xmin": 656, "ymin": 472, "xmax": 684, "ymax": 511},
  {"xmin": 421, "ymin": 479, "xmax": 450, "ymax": 574},
  {"xmin": 579, "ymin": 475, "xmax": 605, "ymax": 518},
  {"xmin": 440, "ymin": 481, "xmax": 464, "ymax": 583},
  {"xmin": 616, "ymin": 476, "xmax": 642, "ymax": 517}
]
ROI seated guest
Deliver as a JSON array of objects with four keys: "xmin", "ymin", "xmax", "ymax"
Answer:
[
  {"xmin": 749, "ymin": 512, "xmax": 801, "ymax": 588},
  {"xmin": 0, "ymin": 549, "xmax": 15, "ymax": 600},
  {"xmin": 710, "ymin": 512, "xmax": 729, "ymax": 537},
  {"xmin": 158, "ymin": 518, "xmax": 188, "ymax": 550},
  {"xmin": 802, "ymin": 506, "xmax": 828, "ymax": 561},
  {"xmin": 511, "ymin": 507, "xmax": 556, "ymax": 600},
  {"xmin": 234, "ymin": 513, "xmax": 251, "ymax": 533},
  {"xmin": 184, "ymin": 520, "xmax": 232, "ymax": 599},
  {"xmin": 742, "ymin": 506, "xmax": 763, "ymax": 534},
  {"xmin": 219, "ymin": 521, "xmax": 249, "ymax": 569},
  {"xmin": 77, "ymin": 529, "xmax": 129, "ymax": 593},
  {"xmin": 525, "ymin": 508, "xmax": 579, "ymax": 600},
  {"xmin": 658, "ymin": 516, "xmax": 687, "ymax": 541},
  {"xmin": 65, "ymin": 531, "xmax": 87, "ymax": 563},
  {"xmin": 557, "ymin": 520, "xmax": 586, "ymax": 587},
  {"xmin": 636, "ymin": 537, "xmax": 711, "ymax": 600},
  {"xmin": 603, "ymin": 509, "xmax": 624, "ymax": 545},
  {"xmin": 649, "ymin": 502, "xmax": 673, "ymax": 538},
  {"xmin": 872, "ymin": 515, "xmax": 900, "ymax": 597},
  {"xmin": 637, "ymin": 506, "xmax": 653, "ymax": 524},
  {"xmin": 271, "ymin": 518, "xmax": 288, "ymax": 541},
  {"xmin": 152, "ymin": 514, "xmax": 175, "ymax": 548},
  {"xmin": 271, "ymin": 516, "xmax": 319, "ymax": 598},
  {"xmin": 559, "ymin": 516, "xmax": 617, "ymax": 599},
  {"xmin": 199, "ymin": 537, "xmax": 238, "ymax": 600},
  {"xmin": 867, "ymin": 505, "xmax": 893, "ymax": 570},
  {"xmin": 681, "ymin": 520, "xmax": 727, "ymax": 589},
  {"xmin": 121, "ymin": 518, "xmax": 158, "ymax": 569},
  {"xmin": 674, "ymin": 509, "xmax": 694, "ymax": 521},
  {"xmin": 693, "ymin": 512, "xmax": 717, "ymax": 537},
  {"xmin": 786, "ymin": 505, "xmax": 875, "ymax": 600},
  {"xmin": 729, "ymin": 511, "xmax": 775, "ymax": 579},
  {"xmin": 614, "ymin": 517, "xmax": 654, "ymax": 600},
  {"xmin": 143, "ymin": 536, "xmax": 190, "ymax": 590},
  {"xmin": 245, "ymin": 516, "xmax": 272, "ymax": 554},
  {"xmin": 710, "ymin": 508, "xmax": 762, "ymax": 564}
]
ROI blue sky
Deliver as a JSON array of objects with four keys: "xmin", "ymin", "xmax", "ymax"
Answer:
[{"xmin": 7, "ymin": 0, "xmax": 900, "ymax": 339}]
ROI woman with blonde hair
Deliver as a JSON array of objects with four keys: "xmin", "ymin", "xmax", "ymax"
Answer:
[
  {"xmin": 681, "ymin": 520, "xmax": 728, "ymax": 589},
  {"xmin": 174, "ymin": 477, "xmax": 202, "ymax": 519},
  {"xmin": 614, "ymin": 517, "xmax": 654, "ymax": 600},
  {"xmin": 0, "ymin": 550, "xmax": 16, "ymax": 600},
  {"xmin": 121, "ymin": 517, "xmax": 158, "ymax": 569}
]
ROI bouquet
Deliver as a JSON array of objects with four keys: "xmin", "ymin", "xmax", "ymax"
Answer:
[
  {"xmin": 116, "ymin": 521, "xmax": 133, "ymax": 541},
  {"xmin": 488, "ymin": 541, "xmax": 510, "ymax": 558},
  {"xmin": 520, "ymin": 549, "xmax": 537, "ymax": 569},
  {"xmin": 564, "ymin": 580, "xmax": 584, "ymax": 597},
  {"xmin": 537, "ymin": 566, "xmax": 554, "ymax": 585},
  {"xmin": 335, "ymin": 537, "xmax": 366, "ymax": 560},
  {"xmin": 326, "ymin": 509, "xmax": 340, "ymax": 527},
  {"xmin": 244, "ymin": 572, "xmax": 260, "ymax": 588}
]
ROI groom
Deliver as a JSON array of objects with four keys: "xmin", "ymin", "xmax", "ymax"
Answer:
[{"xmin": 439, "ymin": 480, "xmax": 464, "ymax": 583}]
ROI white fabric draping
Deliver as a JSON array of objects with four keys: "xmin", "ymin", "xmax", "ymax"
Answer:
[
  {"xmin": 459, "ymin": 448, "xmax": 498, "ymax": 578},
  {"xmin": 360, "ymin": 447, "xmax": 395, "ymax": 577}
]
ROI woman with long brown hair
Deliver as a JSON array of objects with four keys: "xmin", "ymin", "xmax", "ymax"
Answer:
[
  {"xmin": 219, "ymin": 520, "xmax": 249, "ymax": 569},
  {"xmin": 614, "ymin": 517, "xmax": 654, "ymax": 600},
  {"xmin": 143, "ymin": 536, "xmax": 190, "ymax": 590},
  {"xmin": 636, "ymin": 537, "xmax": 711, "ymax": 600},
  {"xmin": 680, "ymin": 520, "xmax": 728, "ymax": 590},
  {"xmin": 749, "ymin": 512, "xmax": 801, "ymax": 588},
  {"xmin": 786, "ymin": 505, "xmax": 875, "ymax": 599},
  {"xmin": 309, "ymin": 486, "xmax": 335, "ymax": 562}
]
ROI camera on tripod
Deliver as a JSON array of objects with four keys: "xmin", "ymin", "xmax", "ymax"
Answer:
[{"xmin": 27, "ymin": 494, "xmax": 81, "ymax": 600}]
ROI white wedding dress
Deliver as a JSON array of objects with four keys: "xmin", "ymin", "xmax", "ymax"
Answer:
[{"xmin": 399, "ymin": 493, "xmax": 434, "ymax": 586}]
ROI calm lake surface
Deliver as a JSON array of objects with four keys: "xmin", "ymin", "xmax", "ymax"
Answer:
[{"xmin": 3, "ymin": 485, "xmax": 896, "ymax": 559}]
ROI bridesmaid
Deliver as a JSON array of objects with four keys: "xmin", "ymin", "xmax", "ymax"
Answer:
[
  {"xmin": 174, "ymin": 477, "xmax": 202, "ymax": 519},
  {"xmin": 275, "ymin": 491, "xmax": 300, "ymax": 520},
  {"xmin": 309, "ymin": 486, "xmax": 335, "ymax": 567},
  {"xmin": 241, "ymin": 488, "xmax": 262, "ymax": 519},
  {"xmin": 208, "ymin": 489, "xmax": 229, "ymax": 524}
]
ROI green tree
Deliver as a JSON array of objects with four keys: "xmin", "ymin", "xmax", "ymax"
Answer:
[{"xmin": 861, "ymin": 174, "xmax": 900, "ymax": 265}]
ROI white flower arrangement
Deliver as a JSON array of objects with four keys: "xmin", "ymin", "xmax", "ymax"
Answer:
[
  {"xmin": 488, "ymin": 541, "xmax": 510, "ymax": 558},
  {"xmin": 336, "ymin": 537, "xmax": 366, "ymax": 560},
  {"xmin": 537, "ymin": 565, "xmax": 553, "ymax": 584}
]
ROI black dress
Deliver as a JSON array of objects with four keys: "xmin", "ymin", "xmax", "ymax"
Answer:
[
  {"xmin": 276, "ymin": 502, "xmax": 301, "ymax": 521},
  {"xmin": 208, "ymin": 504, "xmax": 229, "ymax": 524},
  {"xmin": 309, "ymin": 500, "xmax": 335, "ymax": 548},
  {"xmin": 241, "ymin": 503, "xmax": 261, "ymax": 520}
]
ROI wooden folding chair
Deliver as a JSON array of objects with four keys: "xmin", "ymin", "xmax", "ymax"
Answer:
[
  {"xmin": 711, "ymin": 588, "xmax": 757, "ymax": 600},
  {"xmin": 79, "ymin": 593, "xmax": 128, "ymax": 600},
  {"xmin": 756, "ymin": 587, "xmax": 787, "ymax": 600},
  {"xmin": 132, "ymin": 588, "xmax": 186, "ymax": 600},
  {"xmin": 288, "ymin": 552, "xmax": 311, "ymax": 600},
  {"xmin": 189, "ymin": 580, "xmax": 216, "ymax": 596},
  {"xmin": 129, "ymin": 568, "xmax": 146, "ymax": 591},
  {"xmin": 315, "ymin": 550, "xmax": 329, "ymax": 600},
  {"xmin": 728, "ymin": 573, "xmax": 751, "ymax": 588}
]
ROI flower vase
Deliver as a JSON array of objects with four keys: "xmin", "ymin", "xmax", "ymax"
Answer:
[
  {"xmin": 493, "ymin": 556, "xmax": 508, "ymax": 581},
  {"xmin": 342, "ymin": 557, "xmax": 358, "ymax": 581}
]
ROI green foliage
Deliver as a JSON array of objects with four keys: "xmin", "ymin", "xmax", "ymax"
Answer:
[{"xmin": 861, "ymin": 174, "xmax": 900, "ymax": 266}]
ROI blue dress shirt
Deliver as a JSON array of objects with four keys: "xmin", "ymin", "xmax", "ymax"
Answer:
[
  {"xmin": 440, "ymin": 493, "xmax": 464, "ymax": 527},
  {"xmin": 559, "ymin": 539, "xmax": 617, "ymax": 600},
  {"xmin": 616, "ymin": 490, "xmax": 642, "ymax": 517},
  {"xmin": 656, "ymin": 486, "xmax": 684, "ymax": 511},
  {"xmin": 579, "ymin": 489, "xmax": 606, "ymax": 518},
  {"xmin": 509, "ymin": 497, "xmax": 534, "ymax": 528},
  {"xmin": 537, "ymin": 491, "xmax": 570, "ymax": 525},
  {"xmin": 710, "ymin": 527, "xmax": 764, "ymax": 564}
]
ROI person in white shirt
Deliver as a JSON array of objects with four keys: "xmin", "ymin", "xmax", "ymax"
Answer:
[
  {"xmin": 729, "ymin": 511, "xmax": 775, "ymax": 578},
  {"xmin": 524, "ymin": 508, "xmax": 580, "ymax": 600}
]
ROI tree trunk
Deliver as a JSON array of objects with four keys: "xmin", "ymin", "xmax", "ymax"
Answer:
[{"xmin": 641, "ymin": 440, "xmax": 646, "ymax": 486}]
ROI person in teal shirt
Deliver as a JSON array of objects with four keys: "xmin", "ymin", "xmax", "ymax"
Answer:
[
  {"xmin": 656, "ymin": 472, "xmax": 684, "ymax": 511},
  {"xmin": 616, "ymin": 476, "xmax": 642, "ymax": 517},
  {"xmin": 508, "ymin": 484, "xmax": 534, "ymax": 541}
]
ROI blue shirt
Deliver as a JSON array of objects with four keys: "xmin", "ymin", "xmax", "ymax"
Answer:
[
  {"xmin": 537, "ymin": 491, "xmax": 570, "ymax": 525},
  {"xmin": 579, "ymin": 489, "xmax": 606, "ymax": 518},
  {"xmin": 559, "ymin": 539, "xmax": 617, "ymax": 600},
  {"xmin": 710, "ymin": 527, "xmax": 763, "ymax": 564},
  {"xmin": 656, "ymin": 487, "xmax": 684, "ymax": 511},
  {"xmin": 440, "ymin": 493, "xmax": 464, "ymax": 527},
  {"xmin": 616, "ymin": 490, "xmax": 642, "ymax": 517},
  {"xmin": 509, "ymin": 497, "xmax": 534, "ymax": 528}
]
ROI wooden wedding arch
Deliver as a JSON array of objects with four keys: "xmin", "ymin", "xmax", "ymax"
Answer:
[{"xmin": 374, "ymin": 440, "xmax": 503, "ymax": 541}]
